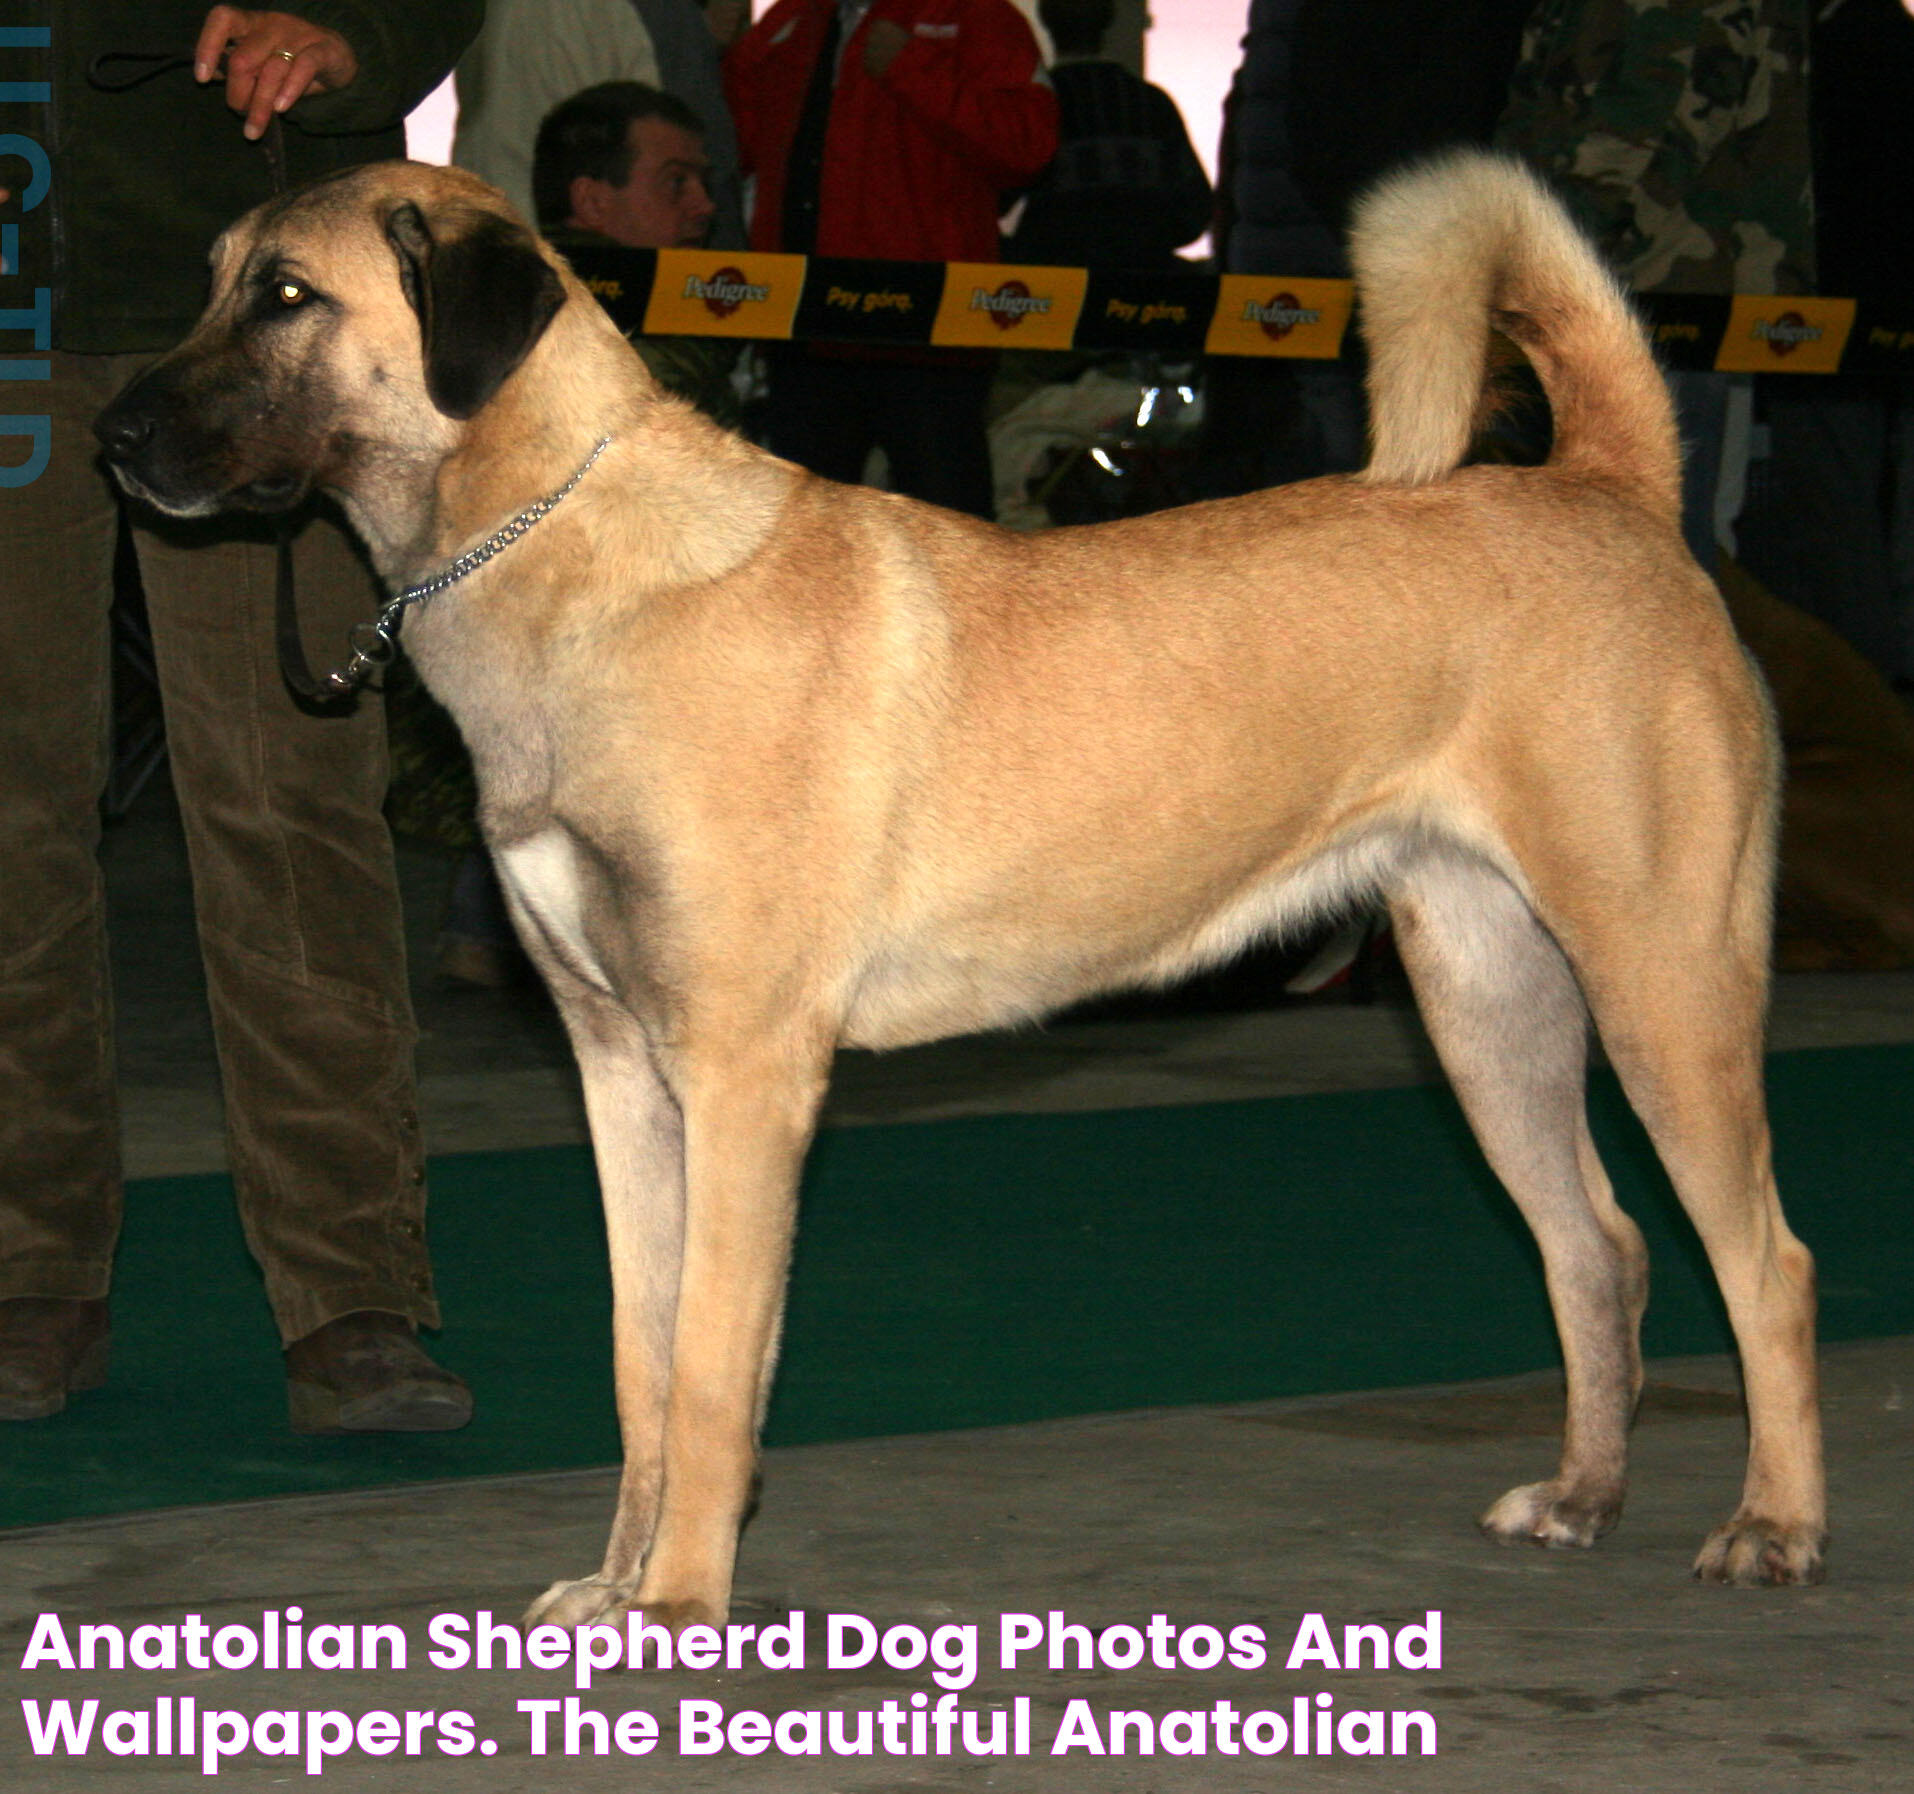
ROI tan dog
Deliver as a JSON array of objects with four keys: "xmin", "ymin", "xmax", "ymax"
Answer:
[{"xmin": 95, "ymin": 151, "xmax": 1826, "ymax": 1625}]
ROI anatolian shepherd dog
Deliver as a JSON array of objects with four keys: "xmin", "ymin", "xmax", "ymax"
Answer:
[{"xmin": 95, "ymin": 151, "xmax": 1826, "ymax": 1627}]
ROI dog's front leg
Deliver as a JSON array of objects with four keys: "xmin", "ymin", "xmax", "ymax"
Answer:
[
  {"xmin": 627, "ymin": 1033, "xmax": 829, "ymax": 1631},
  {"xmin": 524, "ymin": 1016, "xmax": 688, "ymax": 1631}
]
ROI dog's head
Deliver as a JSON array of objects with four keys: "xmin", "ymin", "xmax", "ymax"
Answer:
[{"xmin": 94, "ymin": 162, "xmax": 567, "ymax": 517}]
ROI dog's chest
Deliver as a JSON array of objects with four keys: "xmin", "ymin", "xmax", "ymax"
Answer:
[
  {"xmin": 402, "ymin": 611, "xmax": 564, "ymax": 819},
  {"xmin": 493, "ymin": 828, "xmax": 617, "ymax": 996}
]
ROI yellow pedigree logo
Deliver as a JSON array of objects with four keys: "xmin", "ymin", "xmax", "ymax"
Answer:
[
  {"xmin": 1714, "ymin": 296, "xmax": 1854, "ymax": 374},
  {"xmin": 931, "ymin": 263, "xmax": 1087, "ymax": 350},
  {"xmin": 644, "ymin": 250, "xmax": 806, "ymax": 339},
  {"xmin": 1206, "ymin": 276, "xmax": 1353, "ymax": 359}
]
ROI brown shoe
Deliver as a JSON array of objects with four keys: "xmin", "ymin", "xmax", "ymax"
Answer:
[
  {"xmin": 284, "ymin": 1312, "xmax": 473, "ymax": 1434},
  {"xmin": 0, "ymin": 1298, "xmax": 111, "ymax": 1421}
]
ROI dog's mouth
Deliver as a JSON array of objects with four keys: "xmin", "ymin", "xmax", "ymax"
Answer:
[
  {"xmin": 95, "ymin": 362, "xmax": 319, "ymax": 519},
  {"xmin": 103, "ymin": 453, "xmax": 312, "ymax": 519},
  {"xmin": 102, "ymin": 459, "xmax": 222, "ymax": 520},
  {"xmin": 230, "ymin": 467, "xmax": 311, "ymax": 512}
]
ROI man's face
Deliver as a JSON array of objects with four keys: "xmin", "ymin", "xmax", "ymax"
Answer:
[{"xmin": 569, "ymin": 117, "xmax": 717, "ymax": 249}]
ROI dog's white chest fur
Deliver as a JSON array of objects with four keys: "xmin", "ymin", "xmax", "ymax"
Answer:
[{"xmin": 495, "ymin": 830, "xmax": 615, "ymax": 996}]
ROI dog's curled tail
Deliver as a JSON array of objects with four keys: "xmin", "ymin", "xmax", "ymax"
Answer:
[{"xmin": 1349, "ymin": 150, "xmax": 1681, "ymax": 521}]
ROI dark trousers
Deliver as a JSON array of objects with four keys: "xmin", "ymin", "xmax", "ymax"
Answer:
[
  {"xmin": 764, "ymin": 350, "xmax": 997, "ymax": 519},
  {"xmin": 1738, "ymin": 378, "xmax": 1909, "ymax": 682},
  {"xmin": 0, "ymin": 353, "xmax": 436, "ymax": 1344}
]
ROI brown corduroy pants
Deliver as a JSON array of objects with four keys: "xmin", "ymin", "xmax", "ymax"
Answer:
[{"xmin": 0, "ymin": 352, "xmax": 439, "ymax": 1345}]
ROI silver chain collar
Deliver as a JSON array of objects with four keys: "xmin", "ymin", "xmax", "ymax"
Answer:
[{"xmin": 319, "ymin": 435, "xmax": 614, "ymax": 697}]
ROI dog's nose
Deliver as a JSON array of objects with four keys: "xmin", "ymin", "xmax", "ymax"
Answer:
[{"xmin": 92, "ymin": 399, "xmax": 156, "ymax": 463}]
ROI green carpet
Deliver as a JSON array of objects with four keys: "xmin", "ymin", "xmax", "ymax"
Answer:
[{"xmin": 5, "ymin": 1042, "xmax": 1911, "ymax": 1530}]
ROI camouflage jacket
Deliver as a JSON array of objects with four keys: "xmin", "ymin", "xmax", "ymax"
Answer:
[{"xmin": 1495, "ymin": 0, "xmax": 1815, "ymax": 295}]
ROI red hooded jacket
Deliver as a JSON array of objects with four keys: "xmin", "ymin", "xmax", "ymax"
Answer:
[{"xmin": 725, "ymin": 0, "xmax": 1058, "ymax": 263}]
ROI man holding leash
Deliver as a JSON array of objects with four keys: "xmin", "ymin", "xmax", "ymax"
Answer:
[{"xmin": 0, "ymin": 4, "xmax": 479, "ymax": 1430}]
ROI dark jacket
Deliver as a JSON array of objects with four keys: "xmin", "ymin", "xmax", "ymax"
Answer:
[
  {"xmin": 6, "ymin": 0, "xmax": 479, "ymax": 352},
  {"xmin": 1005, "ymin": 57, "xmax": 1211, "ymax": 270},
  {"xmin": 1222, "ymin": 0, "xmax": 1529, "ymax": 276}
]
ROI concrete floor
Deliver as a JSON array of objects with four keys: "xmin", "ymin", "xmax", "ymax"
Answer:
[{"xmin": 2, "ymin": 781, "xmax": 1911, "ymax": 1791}]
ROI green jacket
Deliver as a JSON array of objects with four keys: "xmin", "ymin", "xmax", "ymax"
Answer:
[{"xmin": 5, "ymin": 1, "xmax": 480, "ymax": 352}]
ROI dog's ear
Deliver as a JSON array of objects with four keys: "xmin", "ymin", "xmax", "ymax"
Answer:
[{"xmin": 385, "ymin": 201, "xmax": 566, "ymax": 420}]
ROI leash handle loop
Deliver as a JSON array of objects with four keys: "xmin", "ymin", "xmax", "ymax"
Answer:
[
  {"xmin": 86, "ymin": 50, "xmax": 198, "ymax": 92},
  {"xmin": 88, "ymin": 46, "xmax": 289, "ymax": 190}
]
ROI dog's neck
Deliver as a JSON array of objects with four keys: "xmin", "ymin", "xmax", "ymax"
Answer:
[
  {"xmin": 332, "ymin": 290, "xmax": 629, "ymax": 585},
  {"xmin": 339, "ymin": 280, "xmax": 794, "ymax": 615}
]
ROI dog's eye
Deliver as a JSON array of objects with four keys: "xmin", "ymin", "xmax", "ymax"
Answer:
[{"xmin": 276, "ymin": 280, "xmax": 309, "ymax": 308}]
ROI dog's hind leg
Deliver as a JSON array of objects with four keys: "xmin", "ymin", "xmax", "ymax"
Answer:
[
  {"xmin": 1572, "ymin": 908, "xmax": 1825, "ymax": 1586},
  {"xmin": 1389, "ymin": 848, "xmax": 1650, "ymax": 1549}
]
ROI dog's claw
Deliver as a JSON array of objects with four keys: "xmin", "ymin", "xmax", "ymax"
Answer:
[{"xmin": 1692, "ymin": 1518, "xmax": 1827, "ymax": 1586}]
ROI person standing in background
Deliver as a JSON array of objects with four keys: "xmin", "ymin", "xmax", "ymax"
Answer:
[
  {"xmin": 1495, "ymin": 0, "xmax": 1814, "ymax": 571},
  {"xmin": 0, "ymin": 2, "xmax": 480, "ymax": 1432},
  {"xmin": 1005, "ymin": 0, "xmax": 1210, "ymax": 270},
  {"xmin": 724, "ymin": 0, "xmax": 1058, "ymax": 516},
  {"xmin": 455, "ymin": 0, "xmax": 746, "ymax": 248}
]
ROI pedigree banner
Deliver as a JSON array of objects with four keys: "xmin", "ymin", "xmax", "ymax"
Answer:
[
  {"xmin": 643, "ymin": 251, "xmax": 807, "ymax": 341},
  {"xmin": 553, "ymin": 243, "xmax": 1900, "ymax": 368},
  {"xmin": 1080, "ymin": 271, "xmax": 1215, "ymax": 354},
  {"xmin": 930, "ymin": 263, "xmax": 1090, "ymax": 351},
  {"xmin": 1848, "ymin": 302, "xmax": 1914, "ymax": 374},
  {"xmin": 792, "ymin": 257, "xmax": 947, "ymax": 347},
  {"xmin": 1205, "ymin": 277, "xmax": 1355, "ymax": 360},
  {"xmin": 1713, "ymin": 295, "xmax": 1856, "ymax": 374}
]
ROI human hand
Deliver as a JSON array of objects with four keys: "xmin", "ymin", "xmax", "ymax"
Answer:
[
  {"xmin": 864, "ymin": 19, "xmax": 910, "ymax": 78},
  {"xmin": 194, "ymin": 7, "xmax": 360, "ymax": 141}
]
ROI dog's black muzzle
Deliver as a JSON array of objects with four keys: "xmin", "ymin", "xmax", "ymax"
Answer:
[{"xmin": 94, "ymin": 361, "xmax": 311, "ymax": 517}]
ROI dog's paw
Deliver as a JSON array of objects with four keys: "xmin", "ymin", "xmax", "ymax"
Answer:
[
  {"xmin": 522, "ymin": 1578, "xmax": 729, "ymax": 1636},
  {"xmin": 631, "ymin": 1598, "xmax": 726, "ymax": 1635},
  {"xmin": 1692, "ymin": 1517, "xmax": 1827, "ymax": 1587},
  {"xmin": 524, "ymin": 1575, "xmax": 635, "ymax": 1631},
  {"xmin": 1479, "ymin": 1480, "xmax": 1621, "ymax": 1550}
]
